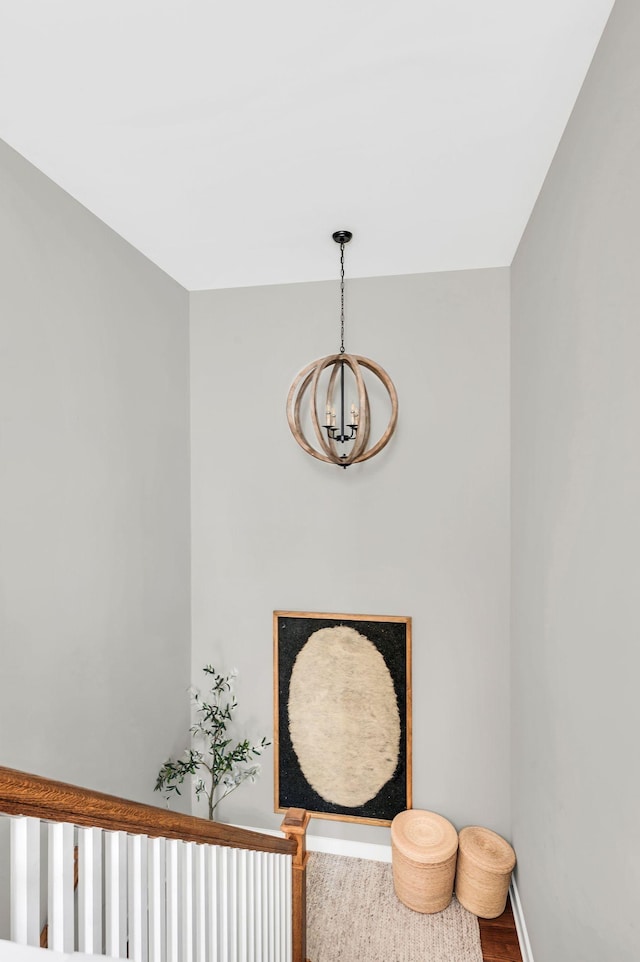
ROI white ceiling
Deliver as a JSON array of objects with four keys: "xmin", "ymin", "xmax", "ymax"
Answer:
[{"xmin": 0, "ymin": 1, "xmax": 615, "ymax": 291}]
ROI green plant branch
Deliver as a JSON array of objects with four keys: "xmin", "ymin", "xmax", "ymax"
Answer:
[{"xmin": 155, "ymin": 665, "xmax": 271, "ymax": 820}]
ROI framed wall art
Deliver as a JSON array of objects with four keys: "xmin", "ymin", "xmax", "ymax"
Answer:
[{"xmin": 273, "ymin": 611, "xmax": 412, "ymax": 825}]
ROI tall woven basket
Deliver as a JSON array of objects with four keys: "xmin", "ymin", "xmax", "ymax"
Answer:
[
  {"xmin": 455, "ymin": 826, "xmax": 516, "ymax": 919},
  {"xmin": 391, "ymin": 810, "xmax": 458, "ymax": 914}
]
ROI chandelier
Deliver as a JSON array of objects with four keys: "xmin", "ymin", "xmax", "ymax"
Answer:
[{"xmin": 286, "ymin": 231, "xmax": 398, "ymax": 469}]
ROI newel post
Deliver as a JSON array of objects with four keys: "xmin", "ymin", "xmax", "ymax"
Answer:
[{"xmin": 281, "ymin": 808, "xmax": 311, "ymax": 962}]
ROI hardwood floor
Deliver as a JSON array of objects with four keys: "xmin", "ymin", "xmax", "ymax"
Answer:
[{"xmin": 479, "ymin": 896, "xmax": 523, "ymax": 962}]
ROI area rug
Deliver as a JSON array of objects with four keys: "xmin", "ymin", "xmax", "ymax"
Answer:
[{"xmin": 307, "ymin": 852, "xmax": 483, "ymax": 962}]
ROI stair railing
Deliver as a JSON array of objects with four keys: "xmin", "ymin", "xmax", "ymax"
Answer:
[{"xmin": 0, "ymin": 765, "xmax": 310, "ymax": 962}]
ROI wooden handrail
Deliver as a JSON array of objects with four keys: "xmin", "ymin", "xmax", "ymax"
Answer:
[{"xmin": 0, "ymin": 765, "xmax": 296, "ymax": 856}]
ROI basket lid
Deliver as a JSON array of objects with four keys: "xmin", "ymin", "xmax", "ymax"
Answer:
[
  {"xmin": 458, "ymin": 826, "xmax": 516, "ymax": 873},
  {"xmin": 391, "ymin": 810, "xmax": 458, "ymax": 863}
]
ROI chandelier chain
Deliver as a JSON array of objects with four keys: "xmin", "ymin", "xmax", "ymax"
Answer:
[{"xmin": 339, "ymin": 242, "xmax": 345, "ymax": 354}]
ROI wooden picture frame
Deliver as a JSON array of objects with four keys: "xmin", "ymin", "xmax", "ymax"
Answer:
[{"xmin": 274, "ymin": 611, "xmax": 412, "ymax": 826}]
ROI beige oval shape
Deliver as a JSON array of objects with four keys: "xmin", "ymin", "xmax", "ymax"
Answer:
[{"xmin": 288, "ymin": 625, "xmax": 400, "ymax": 808}]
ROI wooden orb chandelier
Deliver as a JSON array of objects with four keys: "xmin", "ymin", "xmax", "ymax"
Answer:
[{"xmin": 287, "ymin": 231, "xmax": 398, "ymax": 469}]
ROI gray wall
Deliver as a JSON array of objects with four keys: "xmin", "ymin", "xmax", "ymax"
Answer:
[
  {"xmin": 511, "ymin": 1, "xmax": 640, "ymax": 959},
  {"xmin": 0, "ymin": 138, "xmax": 192, "ymax": 804},
  {"xmin": 190, "ymin": 267, "xmax": 510, "ymax": 844}
]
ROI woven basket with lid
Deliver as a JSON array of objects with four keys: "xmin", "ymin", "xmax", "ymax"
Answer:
[
  {"xmin": 455, "ymin": 826, "xmax": 516, "ymax": 919},
  {"xmin": 391, "ymin": 810, "xmax": 458, "ymax": 913}
]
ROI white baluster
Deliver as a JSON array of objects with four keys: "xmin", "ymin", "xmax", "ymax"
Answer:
[
  {"xmin": 10, "ymin": 816, "xmax": 41, "ymax": 947},
  {"xmin": 259, "ymin": 852, "xmax": 268, "ymax": 962},
  {"xmin": 165, "ymin": 838, "xmax": 179, "ymax": 962},
  {"xmin": 105, "ymin": 830, "xmax": 127, "ymax": 958},
  {"xmin": 272, "ymin": 854, "xmax": 279, "ymax": 962},
  {"xmin": 180, "ymin": 840, "xmax": 194, "ymax": 962},
  {"xmin": 48, "ymin": 821, "xmax": 75, "ymax": 952},
  {"xmin": 246, "ymin": 850, "xmax": 255, "ymax": 962},
  {"xmin": 219, "ymin": 847, "xmax": 229, "ymax": 962},
  {"xmin": 268, "ymin": 854, "xmax": 276, "ymax": 962},
  {"xmin": 194, "ymin": 843, "xmax": 207, "ymax": 962},
  {"xmin": 148, "ymin": 836, "xmax": 166, "ymax": 962},
  {"xmin": 281, "ymin": 855, "xmax": 287, "ymax": 962},
  {"xmin": 237, "ymin": 849, "xmax": 247, "ymax": 962},
  {"xmin": 128, "ymin": 834, "xmax": 148, "ymax": 962},
  {"xmin": 271, "ymin": 854, "xmax": 284, "ymax": 960},
  {"xmin": 284, "ymin": 854, "xmax": 292, "ymax": 962},
  {"xmin": 78, "ymin": 826, "xmax": 102, "ymax": 954},
  {"xmin": 229, "ymin": 847, "xmax": 238, "ymax": 962},
  {"xmin": 206, "ymin": 844, "xmax": 218, "ymax": 962}
]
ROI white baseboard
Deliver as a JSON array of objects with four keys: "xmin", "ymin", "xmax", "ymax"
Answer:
[
  {"xmin": 510, "ymin": 877, "xmax": 534, "ymax": 962},
  {"xmin": 234, "ymin": 823, "xmax": 392, "ymax": 863},
  {"xmin": 306, "ymin": 834, "xmax": 392, "ymax": 863}
]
